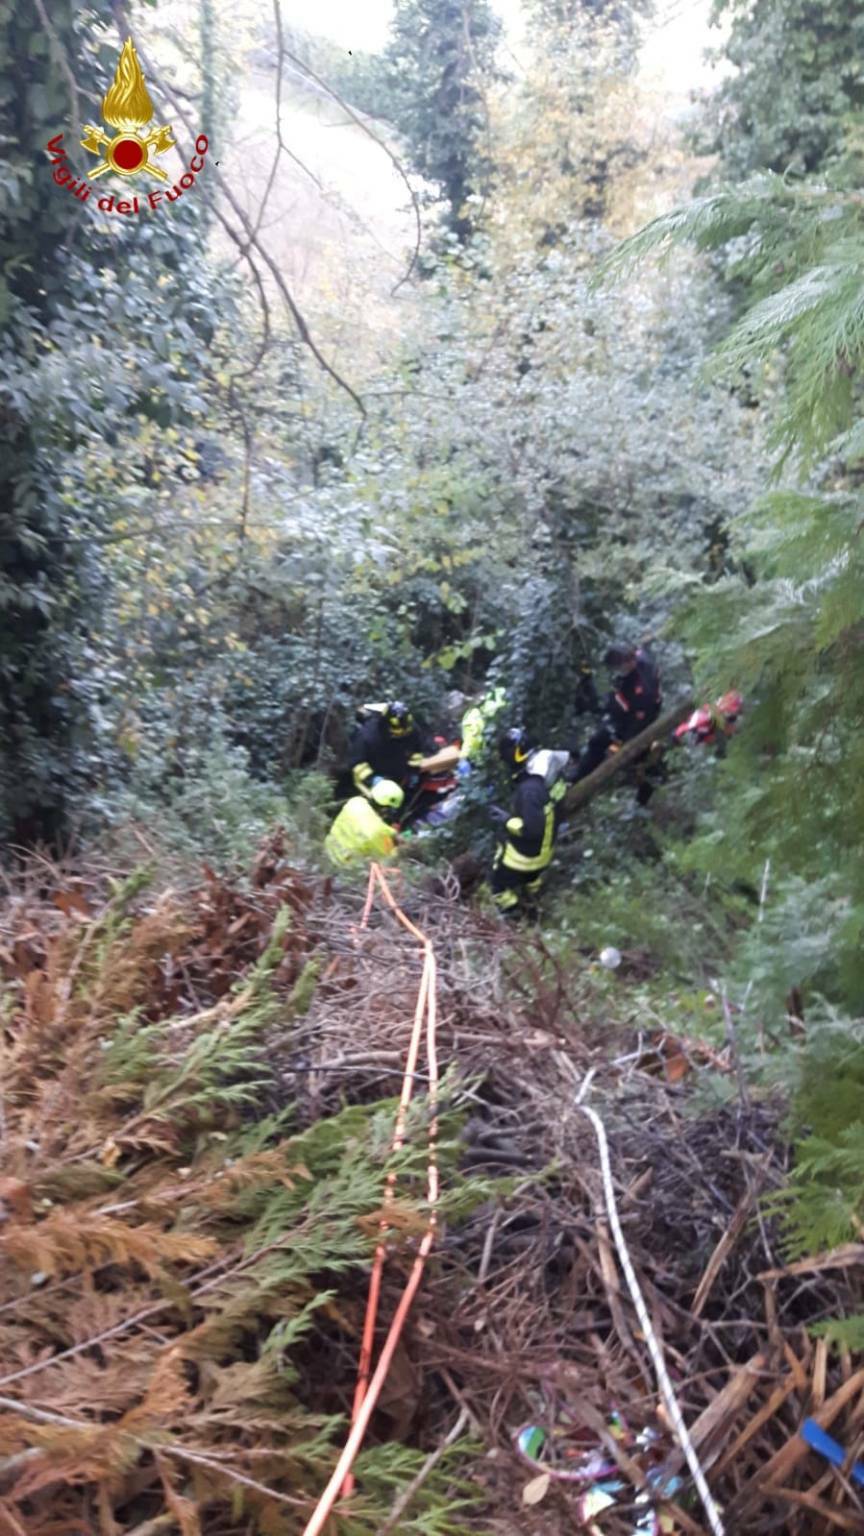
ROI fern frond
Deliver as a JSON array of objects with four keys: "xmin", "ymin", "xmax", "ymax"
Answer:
[
  {"xmin": 593, "ymin": 177, "xmax": 788, "ymax": 285},
  {"xmin": 0, "ymin": 1214, "xmax": 217, "ymax": 1279},
  {"xmin": 811, "ymin": 1315, "xmax": 864, "ymax": 1351},
  {"xmin": 717, "ymin": 259, "xmax": 864, "ymax": 366}
]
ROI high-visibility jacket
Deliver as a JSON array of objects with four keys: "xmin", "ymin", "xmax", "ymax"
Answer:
[
  {"xmin": 460, "ymin": 687, "xmax": 506, "ymax": 762},
  {"xmin": 324, "ymin": 796, "xmax": 397, "ymax": 867},
  {"xmin": 500, "ymin": 769, "xmax": 560, "ymax": 874}
]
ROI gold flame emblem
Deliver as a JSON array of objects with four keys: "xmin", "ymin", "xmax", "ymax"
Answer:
[{"xmin": 81, "ymin": 39, "xmax": 175, "ymax": 181}]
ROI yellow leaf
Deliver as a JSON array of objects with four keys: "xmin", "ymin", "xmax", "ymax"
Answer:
[{"xmin": 522, "ymin": 1473, "xmax": 550, "ymax": 1506}]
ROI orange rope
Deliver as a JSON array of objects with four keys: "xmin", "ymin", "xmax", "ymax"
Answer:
[{"xmin": 302, "ymin": 864, "xmax": 440, "ymax": 1536}]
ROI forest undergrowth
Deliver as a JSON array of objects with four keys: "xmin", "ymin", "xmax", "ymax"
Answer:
[{"xmin": 1, "ymin": 831, "xmax": 861, "ymax": 1536}]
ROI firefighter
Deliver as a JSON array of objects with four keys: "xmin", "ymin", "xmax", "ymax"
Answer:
[
  {"xmin": 348, "ymin": 701, "xmax": 425, "ymax": 801},
  {"xmin": 459, "ymin": 686, "xmax": 508, "ymax": 767},
  {"xmin": 568, "ymin": 642, "xmax": 663, "ymax": 804},
  {"xmin": 674, "ymin": 691, "xmax": 743, "ymax": 749},
  {"xmin": 324, "ymin": 779, "xmax": 404, "ymax": 867},
  {"xmin": 490, "ymin": 728, "xmax": 569, "ymax": 919}
]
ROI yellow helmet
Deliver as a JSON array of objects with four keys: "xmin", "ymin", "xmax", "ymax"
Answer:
[
  {"xmin": 384, "ymin": 701, "xmax": 413, "ymax": 737},
  {"xmin": 371, "ymin": 779, "xmax": 404, "ymax": 810}
]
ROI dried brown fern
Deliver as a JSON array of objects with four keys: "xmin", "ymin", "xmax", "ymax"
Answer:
[{"xmin": 0, "ymin": 839, "xmax": 476, "ymax": 1535}]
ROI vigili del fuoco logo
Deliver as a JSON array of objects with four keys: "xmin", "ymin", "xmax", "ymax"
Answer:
[{"xmin": 45, "ymin": 38, "xmax": 210, "ymax": 216}]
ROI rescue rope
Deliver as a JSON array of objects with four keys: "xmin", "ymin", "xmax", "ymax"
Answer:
[
  {"xmin": 302, "ymin": 864, "xmax": 440, "ymax": 1536},
  {"xmin": 574, "ymin": 1076, "xmax": 726, "ymax": 1536}
]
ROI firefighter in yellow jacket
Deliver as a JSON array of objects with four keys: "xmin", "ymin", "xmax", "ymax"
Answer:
[
  {"xmin": 459, "ymin": 686, "xmax": 507, "ymax": 766},
  {"xmin": 324, "ymin": 779, "xmax": 404, "ymax": 868}
]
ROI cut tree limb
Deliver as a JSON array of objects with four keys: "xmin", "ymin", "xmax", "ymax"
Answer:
[
  {"xmin": 564, "ymin": 698, "xmax": 695, "ymax": 813},
  {"xmin": 692, "ymin": 1190, "xmax": 754, "ymax": 1318},
  {"xmin": 728, "ymin": 1367, "xmax": 864, "ymax": 1519}
]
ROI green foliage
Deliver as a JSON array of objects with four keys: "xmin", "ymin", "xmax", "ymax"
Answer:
[
  {"xmin": 1, "ymin": 0, "xmax": 761, "ymax": 861},
  {"xmin": 773, "ymin": 1122, "xmax": 864, "ymax": 1257},
  {"xmin": 0, "ymin": 0, "xmax": 111, "ymax": 841},
  {"xmin": 696, "ymin": 0, "xmax": 864, "ymax": 179},
  {"xmin": 546, "ymin": 807, "xmax": 737, "ymax": 977},
  {"xmin": 0, "ymin": 0, "xmax": 236, "ymax": 844},
  {"xmin": 600, "ymin": 176, "xmax": 864, "ymax": 465},
  {"xmin": 756, "ymin": 1014, "xmax": 864, "ymax": 1265},
  {"xmin": 381, "ymin": 0, "xmax": 502, "ymax": 240},
  {"xmin": 667, "ymin": 484, "xmax": 864, "ymax": 1017},
  {"xmin": 599, "ymin": 0, "xmax": 864, "ymax": 1274},
  {"xmin": 811, "ymin": 1316, "xmax": 864, "ymax": 1351},
  {"xmin": 99, "ymin": 729, "xmax": 300, "ymax": 869}
]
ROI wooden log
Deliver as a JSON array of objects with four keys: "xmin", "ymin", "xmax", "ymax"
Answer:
[
  {"xmin": 564, "ymin": 697, "xmax": 695, "ymax": 813},
  {"xmin": 692, "ymin": 1189, "xmax": 754, "ymax": 1318},
  {"xmin": 711, "ymin": 1372, "xmax": 799, "ymax": 1478},
  {"xmin": 660, "ymin": 1352, "xmax": 766, "ymax": 1479},
  {"xmin": 758, "ymin": 1243, "xmax": 864, "ymax": 1283},
  {"xmin": 728, "ymin": 1367, "xmax": 864, "ymax": 1519}
]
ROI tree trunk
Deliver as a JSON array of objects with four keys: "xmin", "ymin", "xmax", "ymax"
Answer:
[{"xmin": 564, "ymin": 697, "xmax": 695, "ymax": 813}]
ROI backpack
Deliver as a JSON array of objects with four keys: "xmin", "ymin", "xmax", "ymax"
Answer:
[
  {"xmin": 526, "ymin": 748, "xmax": 570, "ymax": 795},
  {"xmin": 356, "ymin": 701, "xmax": 388, "ymax": 723}
]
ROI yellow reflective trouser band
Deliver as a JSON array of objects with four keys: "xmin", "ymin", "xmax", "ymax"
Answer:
[
  {"xmin": 353, "ymin": 763, "xmax": 373, "ymax": 792},
  {"xmin": 501, "ymin": 846, "xmax": 551, "ymax": 873},
  {"xmin": 493, "ymin": 887, "xmax": 520, "ymax": 910}
]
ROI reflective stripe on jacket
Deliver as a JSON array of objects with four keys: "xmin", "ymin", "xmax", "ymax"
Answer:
[
  {"xmin": 324, "ymin": 796, "xmax": 397, "ymax": 867},
  {"xmin": 606, "ymin": 650, "xmax": 662, "ymax": 743},
  {"xmin": 501, "ymin": 772, "xmax": 558, "ymax": 873}
]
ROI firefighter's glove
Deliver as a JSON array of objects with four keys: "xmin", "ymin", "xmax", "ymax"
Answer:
[
  {"xmin": 489, "ymin": 806, "xmax": 509, "ymax": 825},
  {"xmin": 354, "ymin": 763, "xmax": 375, "ymax": 795}
]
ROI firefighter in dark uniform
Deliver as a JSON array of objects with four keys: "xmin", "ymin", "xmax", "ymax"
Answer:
[
  {"xmin": 348, "ymin": 701, "xmax": 425, "ymax": 801},
  {"xmin": 490, "ymin": 728, "xmax": 568, "ymax": 919},
  {"xmin": 568, "ymin": 643, "xmax": 663, "ymax": 804}
]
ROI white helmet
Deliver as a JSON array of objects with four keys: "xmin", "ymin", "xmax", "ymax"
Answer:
[{"xmin": 371, "ymin": 779, "xmax": 404, "ymax": 810}]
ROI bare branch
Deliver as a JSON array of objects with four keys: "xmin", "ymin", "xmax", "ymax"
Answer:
[
  {"xmin": 250, "ymin": 0, "xmax": 324, "ymax": 252},
  {"xmin": 113, "ymin": 5, "xmax": 365, "ymax": 416},
  {"xmin": 281, "ymin": 44, "xmax": 422, "ymax": 295}
]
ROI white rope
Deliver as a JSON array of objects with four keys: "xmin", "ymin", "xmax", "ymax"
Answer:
[{"xmin": 575, "ymin": 1079, "xmax": 726, "ymax": 1536}]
